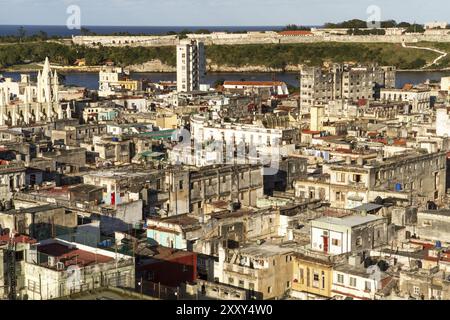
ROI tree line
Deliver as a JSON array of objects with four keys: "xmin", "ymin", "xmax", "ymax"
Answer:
[
  {"xmin": 0, "ymin": 41, "xmax": 435, "ymax": 70},
  {"xmin": 324, "ymin": 19, "xmax": 427, "ymax": 33}
]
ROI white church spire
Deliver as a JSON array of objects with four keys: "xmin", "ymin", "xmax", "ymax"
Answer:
[{"xmin": 43, "ymin": 57, "xmax": 50, "ymax": 75}]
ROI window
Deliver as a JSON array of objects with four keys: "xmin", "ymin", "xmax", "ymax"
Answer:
[
  {"xmin": 332, "ymin": 239, "xmax": 340, "ymax": 246},
  {"xmin": 356, "ymin": 237, "xmax": 362, "ymax": 246},
  {"xmin": 336, "ymin": 192, "xmax": 345, "ymax": 202},
  {"xmin": 286, "ymin": 281, "xmax": 291, "ymax": 288},
  {"xmin": 313, "ymin": 272, "xmax": 320, "ymax": 288},
  {"xmin": 299, "ymin": 268, "xmax": 304, "ymax": 284},
  {"xmin": 413, "ymin": 286, "xmax": 420, "ymax": 295},
  {"xmin": 365, "ymin": 281, "xmax": 372, "ymax": 292},
  {"xmin": 249, "ymin": 283, "xmax": 255, "ymax": 291},
  {"xmin": 349, "ymin": 277, "xmax": 357, "ymax": 287},
  {"xmin": 179, "ymin": 180, "xmax": 183, "ymax": 190},
  {"xmin": 267, "ymin": 286, "xmax": 272, "ymax": 294},
  {"xmin": 337, "ymin": 274, "xmax": 344, "ymax": 284},
  {"xmin": 353, "ymin": 174, "xmax": 361, "ymax": 183},
  {"xmin": 239, "ymin": 280, "xmax": 244, "ymax": 287},
  {"xmin": 337, "ymin": 172, "xmax": 345, "ymax": 182}
]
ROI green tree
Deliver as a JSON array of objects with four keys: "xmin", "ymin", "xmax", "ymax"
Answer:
[
  {"xmin": 80, "ymin": 27, "xmax": 91, "ymax": 36},
  {"xmin": 17, "ymin": 26, "xmax": 26, "ymax": 42}
]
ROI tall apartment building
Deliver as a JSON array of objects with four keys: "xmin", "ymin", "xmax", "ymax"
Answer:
[
  {"xmin": 176, "ymin": 39, "xmax": 206, "ymax": 92},
  {"xmin": 299, "ymin": 64, "xmax": 396, "ymax": 113}
]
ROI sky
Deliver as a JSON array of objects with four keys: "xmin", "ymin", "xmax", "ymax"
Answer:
[{"xmin": 0, "ymin": 0, "xmax": 449, "ymax": 26}]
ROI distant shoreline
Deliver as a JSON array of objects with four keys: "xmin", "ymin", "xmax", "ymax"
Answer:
[{"xmin": 2, "ymin": 66, "xmax": 450, "ymax": 74}]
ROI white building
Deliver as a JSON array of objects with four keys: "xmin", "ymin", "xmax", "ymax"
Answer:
[
  {"xmin": 223, "ymin": 81, "xmax": 289, "ymax": 96},
  {"xmin": 170, "ymin": 114, "xmax": 297, "ymax": 167},
  {"xmin": 176, "ymin": 39, "xmax": 206, "ymax": 92},
  {"xmin": 380, "ymin": 87, "xmax": 431, "ymax": 112},
  {"xmin": 332, "ymin": 260, "xmax": 389, "ymax": 300},
  {"xmin": 23, "ymin": 238, "xmax": 135, "ymax": 300},
  {"xmin": 436, "ymin": 107, "xmax": 450, "ymax": 137},
  {"xmin": 98, "ymin": 66, "xmax": 141, "ymax": 97},
  {"xmin": 310, "ymin": 214, "xmax": 387, "ymax": 255},
  {"xmin": 441, "ymin": 77, "xmax": 450, "ymax": 92},
  {"xmin": 425, "ymin": 21, "xmax": 448, "ymax": 29}
]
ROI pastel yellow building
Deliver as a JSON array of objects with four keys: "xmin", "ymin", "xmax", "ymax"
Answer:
[
  {"xmin": 155, "ymin": 113, "xmax": 178, "ymax": 129},
  {"xmin": 291, "ymin": 254, "xmax": 334, "ymax": 300},
  {"xmin": 117, "ymin": 79, "xmax": 142, "ymax": 91}
]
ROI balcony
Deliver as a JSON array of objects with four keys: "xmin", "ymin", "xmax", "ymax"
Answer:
[
  {"xmin": 348, "ymin": 181, "xmax": 366, "ymax": 188},
  {"xmin": 223, "ymin": 263, "xmax": 269, "ymax": 279}
]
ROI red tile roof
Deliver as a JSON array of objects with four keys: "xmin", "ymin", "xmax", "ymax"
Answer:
[
  {"xmin": 334, "ymin": 148, "xmax": 353, "ymax": 154},
  {"xmin": 302, "ymin": 130, "xmax": 321, "ymax": 134},
  {"xmin": 0, "ymin": 234, "xmax": 37, "ymax": 245}
]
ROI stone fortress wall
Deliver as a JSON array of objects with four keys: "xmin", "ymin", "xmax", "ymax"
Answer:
[{"xmin": 71, "ymin": 29, "xmax": 450, "ymax": 47}]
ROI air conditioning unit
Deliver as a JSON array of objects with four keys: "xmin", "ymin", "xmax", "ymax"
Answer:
[{"xmin": 48, "ymin": 256, "xmax": 56, "ymax": 267}]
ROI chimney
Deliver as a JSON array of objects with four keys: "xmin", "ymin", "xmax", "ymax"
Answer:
[{"xmin": 348, "ymin": 254, "xmax": 363, "ymax": 267}]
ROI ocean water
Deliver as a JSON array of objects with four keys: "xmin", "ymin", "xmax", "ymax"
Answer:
[
  {"xmin": 0, "ymin": 25, "xmax": 286, "ymax": 37},
  {"xmin": 1, "ymin": 71, "xmax": 446, "ymax": 90}
]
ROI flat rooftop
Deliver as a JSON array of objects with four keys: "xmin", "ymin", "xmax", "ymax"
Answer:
[
  {"xmin": 37, "ymin": 243, "xmax": 114, "ymax": 268},
  {"xmin": 313, "ymin": 214, "xmax": 382, "ymax": 228},
  {"xmin": 84, "ymin": 169, "xmax": 159, "ymax": 179},
  {"xmin": 4, "ymin": 204, "xmax": 61, "ymax": 215},
  {"xmin": 69, "ymin": 184, "xmax": 104, "ymax": 193},
  {"xmin": 149, "ymin": 214, "xmax": 199, "ymax": 227},
  {"xmin": 54, "ymin": 287, "xmax": 156, "ymax": 300},
  {"xmin": 239, "ymin": 242, "xmax": 295, "ymax": 258},
  {"xmin": 334, "ymin": 263, "xmax": 389, "ymax": 279}
]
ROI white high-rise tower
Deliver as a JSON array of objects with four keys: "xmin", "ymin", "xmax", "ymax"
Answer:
[{"xmin": 176, "ymin": 39, "xmax": 206, "ymax": 93}]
